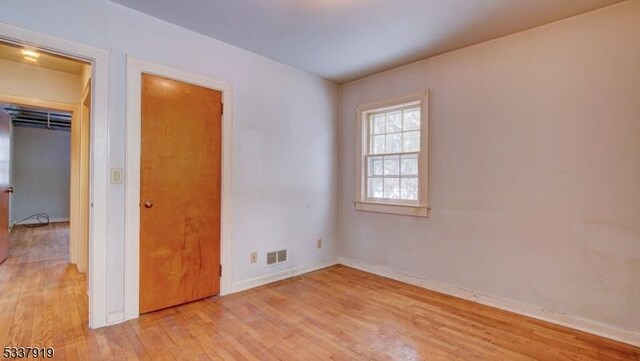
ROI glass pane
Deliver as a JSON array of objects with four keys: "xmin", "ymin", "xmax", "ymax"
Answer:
[
  {"xmin": 370, "ymin": 135, "xmax": 385, "ymax": 154},
  {"xmin": 403, "ymin": 131, "xmax": 420, "ymax": 152},
  {"xmin": 371, "ymin": 114, "xmax": 385, "ymax": 135},
  {"xmin": 385, "ymin": 111, "xmax": 402, "ymax": 133},
  {"xmin": 383, "ymin": 178, "xmax": 400, "ymax": 199},
  {"xmin": 368, "ymin": 156, "xmax": 383, "ymax": 176},
  {"xmin": 383, "ymin": 155, "xmax": 400, "ymax": 176},
  {"xmin": 400, "ymin": 154, "xmax": 418, "ymax": 176},
  {"xmin": 403, "ymin": 108, "xmax": 420, "ymax": 131},
  {"xmin": 386, "ymin": 133, "xmax": 402, "ymax": 153},
  {"xmin": 401, "ymin": 178, "xmax": 418, "ymax": 200},
  {"xmin": 368, "ymin": 177, "xmax": 383, "ymax": 198}
]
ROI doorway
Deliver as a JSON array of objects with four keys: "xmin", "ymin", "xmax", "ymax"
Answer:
[
  {"xmin": 0, "ymin": 21, "xmax": 110, "ymax": 328},
  {"xmin": 0, "ymin": 38, "xmax": 97, "ymax": 329},
  {"xmin": 0, "ymin": 39, "xmax": 91, "ymax": 264}
]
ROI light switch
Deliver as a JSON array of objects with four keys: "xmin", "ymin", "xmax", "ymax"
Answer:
[{"xmin": 110, "ymin": 168, "xmax": 123, "ymax": 184}]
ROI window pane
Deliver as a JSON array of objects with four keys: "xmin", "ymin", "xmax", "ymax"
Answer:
[
  {"xmin": 383, "ymin": 155, "xmax": 400, "ymax": 176},
  {"xmin": 386, "ymin": 133, "xmax": 402, "ymax": 153},
  {"xmin": 368, "ymin": 177, "xmax": 383, "ymax": 198},
  {"xmin": 371, "ymin": 114, "xmax": 385, "ymax": 135},
  {"xmin": 403, "ymin": 108, "xmax": 420, "ymax": 131},
  {"xmin": 383, "ymin": 178, "xmax": 400, "ymax": 199},
  {"xmin": 401, "ymin": 178, "xmax": 418, "ymax": 200},
  {"xmin": 385, "ymin": 111, "xmax": 402, "ymax": 133},
  {"xmin": 403, "ymin": 131, "xmax": 420, "ymax": 152},
  {"xmin": 368, "ymin": 156, "xmax": 383, "ymax": 176},
  {"xmin": 400, "ymin": 154, "xmax": 418, "ymax": 176},
  {"xmin": 370, "ymin": 135, "xmax": 385, "ymax": 154}
]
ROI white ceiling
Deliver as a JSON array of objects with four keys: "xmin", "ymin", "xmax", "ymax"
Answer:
[{"xmin": 110, "ymin": 0, "xmax": 623, "ymax": 83}]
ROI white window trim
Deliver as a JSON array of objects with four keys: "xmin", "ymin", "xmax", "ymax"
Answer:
[{"xmin": 354, "ymin": 91, "xmax": 430, "ymax": 217}]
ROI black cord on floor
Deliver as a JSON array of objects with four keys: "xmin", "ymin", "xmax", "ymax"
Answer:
[{"xmin": 11, "ymin": 213, "xmax": 50, "ymax": 228}]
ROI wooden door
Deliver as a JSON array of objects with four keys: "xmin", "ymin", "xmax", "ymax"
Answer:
[
  {"xmin": 0, "ymin": 109, "xmax": 11, "ymax": 264},
  {"xmin": 139, "ymin": 74, "xmax": 222, "ymax": 314}
]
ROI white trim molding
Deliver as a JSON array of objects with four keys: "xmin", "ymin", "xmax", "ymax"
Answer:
[
  {"xmin": 0, "ymin": 20, "xmax": 110, "ymax": 329},
  {"xmin": 338, "ymin": 257, "xmax": 640, "ymax": 348},
  {"xmin": 232, "ymin": 259, "xmax": 338, "ymax": 293},
  {"xmin": 124, "ymin": 57, "xmax": 234, "ymax": 322},
  {"xmin": 354, "ymin": 91, "xmax": 430, "ymax": 217}
]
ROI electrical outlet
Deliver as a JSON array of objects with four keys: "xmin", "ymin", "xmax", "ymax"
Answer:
[
  {"xmin": 250, "ymin": 252, "xmax": 257, "ymax": 264},
  {"xmin": 317, "ymin": 238, "xmax": 322, "ymax": 249}
]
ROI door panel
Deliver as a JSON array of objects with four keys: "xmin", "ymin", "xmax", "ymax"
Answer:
[
  {"xmin": 0, "ymin": 109, "xmax": 11, "ymax": 264},
  {"xmin": 139, "ymin": 74, "xmax": 222, "ymax": 314}
]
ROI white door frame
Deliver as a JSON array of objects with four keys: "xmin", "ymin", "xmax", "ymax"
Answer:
[
  {"xmin": 124, "ymin": 57, "xmax": 234, "ymax": 321},
  {"xmin": 0, "ymin": 21, "xmax": 110, "ymax": 329}
]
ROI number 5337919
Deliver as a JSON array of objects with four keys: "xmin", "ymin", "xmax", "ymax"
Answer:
[{"xmin": 3, "ymin": 346, "xmax": 55, "ymax": 358}]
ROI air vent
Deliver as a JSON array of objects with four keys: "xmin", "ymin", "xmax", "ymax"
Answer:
[
  {"xmin": 266, "ymin": 249, "xmax": 287, "ymax": 265},
  {"xmin": 277, "ymin": 250, "xmax": 287, "ymax": 263},
  {"xmin": 266, "ymin": 251, "xmax": 277, "ymax": 265}
]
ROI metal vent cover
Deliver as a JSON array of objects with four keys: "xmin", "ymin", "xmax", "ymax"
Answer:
[
  {"xmin": 266, "ymin": 249, "xmax": 287, "ymax": 265},
  {"xmin": 277, "ymin": 250, "xmax": 287, "ymax": 263},
  {"xmin": 266, "ymin": 251, "xmax": 277, "ymax": 265}
]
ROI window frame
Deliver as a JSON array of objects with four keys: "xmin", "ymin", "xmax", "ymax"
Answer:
[{"xmin": 354, "ymin": 91, "xmax": 430, "ymax": 217}]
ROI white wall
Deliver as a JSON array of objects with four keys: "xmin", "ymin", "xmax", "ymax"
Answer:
[
  {"xmin": 11, "ymin": 126, "xmax": 70, "ymax": 223},
  {"xmin": 338, "ymin": 0, "xmax": 640, "ymax": 337},
  {"xmin": 0, "ymin": 58, "xmax": 82, "ymax": 103},
  {"xmin": 0, "ymin": 0, "xmax": 338, "ymax": 321}
]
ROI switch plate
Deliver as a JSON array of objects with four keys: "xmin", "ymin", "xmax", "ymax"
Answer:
[
  {"xmin": 317, "ymin": 238, "xmax": 322, "ymax": 249},
  {"xmin": 250, "ymin": 252, "xmax": 257, "ymax": 264},
  {"xmin": 110, "ymin": 168, "xmax": 123, "ymax": 184}
]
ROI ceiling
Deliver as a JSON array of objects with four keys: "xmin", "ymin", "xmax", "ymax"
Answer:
[
  {"xmin": 0, "ymin": 41, "xmax": 88, "ymax": 75},
  {"xmin": 111, "ymin": 0, "xmax": 623, "ymax": 83}
]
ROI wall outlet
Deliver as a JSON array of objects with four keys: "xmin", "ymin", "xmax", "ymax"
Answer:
[
  {"xmin": 250, "ymin": 252, "xmax": 257, "ymax": 264},
  {"xmin": 317, "ymin": 238, "xmax": 322, "ymax": 249}
]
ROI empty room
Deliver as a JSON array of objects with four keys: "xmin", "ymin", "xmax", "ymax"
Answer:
[{"xmin": 0, "ymin": 0, "xmax": 638, "ymax": 360}]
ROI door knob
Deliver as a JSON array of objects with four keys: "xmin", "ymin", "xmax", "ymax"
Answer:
[
  {"xmin": 4, "ymin": 186, "xmax": 13, "ymax": 193},
  {"xmin": 143, "ymin": 200, "xmax": 153, "ymax": 208}
]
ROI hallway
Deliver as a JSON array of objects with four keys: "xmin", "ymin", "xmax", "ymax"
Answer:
[{"xmin": 0, "ymin": 223, "xmax": 87, "ymax": 353}]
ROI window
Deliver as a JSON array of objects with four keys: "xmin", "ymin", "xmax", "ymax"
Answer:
[{"xmin": 354, "ymin": 92, "xmax": 429, "ymax": 217}]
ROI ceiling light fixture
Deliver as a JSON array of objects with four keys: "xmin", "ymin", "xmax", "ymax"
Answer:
[{"xmin": 21, "ymin": 49, "xmax": 40, "ymax": 62}]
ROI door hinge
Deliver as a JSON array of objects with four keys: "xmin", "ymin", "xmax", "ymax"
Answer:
[
  {"xmin": 219, "ymin": 264, "xmax": 222, "ymax": 277},
  {"xmin": 221, "ymin": 103, "xmax": 224, "ymax": 115}
]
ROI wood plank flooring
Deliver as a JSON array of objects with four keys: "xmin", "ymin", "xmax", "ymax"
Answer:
[{"xmin": 0, "ymin": 223, "xmax": 638, "ymax": 360}]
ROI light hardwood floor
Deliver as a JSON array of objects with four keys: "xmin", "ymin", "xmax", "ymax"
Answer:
[{"xmin": 0, "ymin": 223, "xmax": 638, "ymax": 360}]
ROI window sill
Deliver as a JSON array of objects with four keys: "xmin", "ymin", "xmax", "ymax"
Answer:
[{"xmin": 354, "ymin": 201, "xmax": 429, "ymax": 217}]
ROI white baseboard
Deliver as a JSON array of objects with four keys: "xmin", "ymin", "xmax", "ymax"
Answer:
[
  {"xmin": 232, "ymin": 259, "xmax": 338, "ymax": 293},
  {"xmin": 338, "ymin": 257, "xmax": 640, "ymax": 348},
  {"xmin": 108, "ymin": 310, "xmax": 124, "ymax": 325}
]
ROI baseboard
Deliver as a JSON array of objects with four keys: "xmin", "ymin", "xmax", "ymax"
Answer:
[
  {"xmin": 232, "ymin": 259, "xmax": 338, "ymax": 293},
  {"xmin": 338, "ymin": 257, "xmax": 640, "ymax": 348},
  {"xmin": 107, "ymin": 310, "xmax": 125, "ymax": 325}
]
